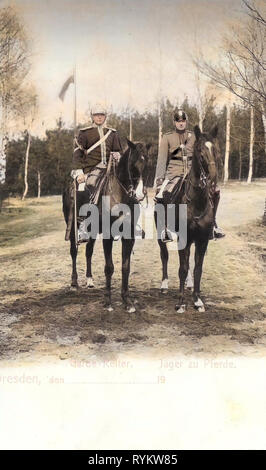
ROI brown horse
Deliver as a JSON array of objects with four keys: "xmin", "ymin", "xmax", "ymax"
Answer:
[
  {"xmin": 63, "ymin": 140, "xmax": 149, "ymax": 312},
  {"xmin": 156, "ymin": 125, "xmax": 220, "ymax": 313}
]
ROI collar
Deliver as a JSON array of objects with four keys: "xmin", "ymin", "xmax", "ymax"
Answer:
[{"xmin": 91, "ymin": 121, "xmax": 107, "ymax": 130}]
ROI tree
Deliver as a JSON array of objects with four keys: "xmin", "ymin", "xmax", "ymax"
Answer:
[
  {"xmin": 247, "ymin": 106, "xmax": 255, "ymax": 183},
  {"xmin": 13, "ymin": 88, "xmax": 38, "ymax": 200},
  {"xmin": 194, "ymin": 1, "xmax": 265, "ymax": 145},
  {"xmin": 45, "ymin": 119, "xmax": 74, "ymax": 194},
  {"xmin": 0, "ymin": 6, "xmax": 31, "ymax": 184},
  {"xmin": 195, "ymin": 1, "xmax": 265, "ymax": 108}
]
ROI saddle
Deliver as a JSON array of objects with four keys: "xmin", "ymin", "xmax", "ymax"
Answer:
[
  {"xmin": 163, "ymin": 175, "xmax": 186, "ymax": 204},
  {"xmin": 85, "ymin": 162, "xmax": 108, "ymax": 205}
]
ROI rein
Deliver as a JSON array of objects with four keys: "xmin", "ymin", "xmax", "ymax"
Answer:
[
  {"xmin": 107, "ymin": 149, "xmax": 148, "ymax": 205},
  {"xmin": 184, "ymin": 149, "xmax": 215, "ymax": 222},
  {"xmin": 125, "ymin": 148, "xmax": 148, "ymax": 204}
]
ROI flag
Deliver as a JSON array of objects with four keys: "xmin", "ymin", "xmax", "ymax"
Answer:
[{"xmin": 59, "ymin": 74, "xmax": 74, "ymax": 101}]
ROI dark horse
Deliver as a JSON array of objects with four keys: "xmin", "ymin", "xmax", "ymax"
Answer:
[
  {"xmin": 155, "ymin": 125, "xmax": 220, "ymax": 313},
  {"xmin": 63, "ymin": 140, "xmax": 149, "ymax": 312}
]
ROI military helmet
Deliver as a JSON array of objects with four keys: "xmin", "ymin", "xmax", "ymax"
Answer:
[
  {"xmin": 91, "ymin": 103, "xmax": 107, "ymax": 116},
  {"xmin": 173, "ymin": 108, "xmax": 188, "ymax": 121}
]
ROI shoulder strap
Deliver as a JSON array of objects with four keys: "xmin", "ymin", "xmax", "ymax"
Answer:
[{"xmin": 86, "ymin": 129, "xmax": 112, "ymax": 155}]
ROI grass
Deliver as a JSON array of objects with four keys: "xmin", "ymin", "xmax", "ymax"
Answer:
[{"xmin": 0, "ymin": 196, "xmax": 64, "ymax": 248}]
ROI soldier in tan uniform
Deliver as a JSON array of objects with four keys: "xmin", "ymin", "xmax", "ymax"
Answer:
[
  {"xmin": 71, "ymin": 104, "xmax": 122, "ymax": 242},
  {"xmin": 154, "ymin": 108, "xmax": 224, "ymax": 242},
  {"xmin": 155, "ymin": 108, "xmax": 195, "ymax": 187}
]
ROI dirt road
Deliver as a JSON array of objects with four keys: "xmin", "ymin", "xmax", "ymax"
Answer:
[{"xmin": 0, "ymin": 181, "xmax": 265, "ymax": 363}]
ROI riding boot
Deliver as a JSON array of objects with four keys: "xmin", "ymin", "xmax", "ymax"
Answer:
[
  {"xmin": 154, "ymin": 179, "xmax": 174, "ymax": 243},
  {"xmin": 77, "ymin": 217, "xmax": 90, "ymax": 244},
  {"xmin": 160, "ymin": 202, "xmax": 174, "ymax": 243},
  {"xmin": 154, "ymin": 179, "xmax": 169, "ymax": 203},
  {"xmin": 161, "ymin": 228, "xmax": 173, "ymax": 243},
  {"xmin": 210, "ymin": 188, "xmax": 225, "ymax": 240}
]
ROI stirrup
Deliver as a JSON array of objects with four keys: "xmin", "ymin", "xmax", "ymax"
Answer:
[
  {"xmin": 77, "ymin": 222, "xmax": 90, "ymax": 244},
  {"xmin": 77, "ymin": 232, "xmax": 90, "ymax": 244},
  {"xmin": 161, "ymin": 229, "xmax": 173, "ymax": 243},
  {"xmin": 209, "ymin": 226, "xmax": 225, "ymax": 240},
  {"xmin": 214, "ymin": 226, "xmax": 225, "ymax": 239}
]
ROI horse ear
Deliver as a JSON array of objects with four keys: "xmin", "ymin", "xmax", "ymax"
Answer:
[
  {"xmin": 194, "ymin": 125, "xmax": 201, "ymax": 141},
  {"xmin": 127, "ymin": 138, "xmax": 136, "ymax": 149},
  {"xmin": 211, "ymin": 124, "xmax": 218, "ymax": 139},
  {"xmin": 146, "ymin": 143, "xmax": 152, "ymax": 152}
]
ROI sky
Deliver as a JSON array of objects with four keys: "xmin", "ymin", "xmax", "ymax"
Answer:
[{"xmin": 1, "ymin": 0, "xmax": 245, "ymax": 134}]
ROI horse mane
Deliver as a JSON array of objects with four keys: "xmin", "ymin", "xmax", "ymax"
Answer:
[{"xmin": 116, "ymin": 147, "xmax": 130, "ymax": 184}]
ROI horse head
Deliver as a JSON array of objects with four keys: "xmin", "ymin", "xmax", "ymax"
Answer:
[
  {"xmin": 193, "ymin": 125, "xmax": 220, "ymax": 188},
  {"xmin": 123, "ymin": 139, "xmax": 150, "ymax": 201}
]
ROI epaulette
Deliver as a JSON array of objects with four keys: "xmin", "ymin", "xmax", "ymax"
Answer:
[
  {"xmin": 79, "ymin": 126, "xmax": 93, "ymax": 131},
  {"xmin": 165, "ymin": 130, "xmax": 173, "ymax": 135},
  {"xmin": 105, "ymin": 126, "xmax": 116, "ymax": 132}
]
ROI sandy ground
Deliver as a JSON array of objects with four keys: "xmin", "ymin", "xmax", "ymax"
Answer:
[{"xmin": 0, "ymin": 181, "xmax": 265, "ymax": 364}]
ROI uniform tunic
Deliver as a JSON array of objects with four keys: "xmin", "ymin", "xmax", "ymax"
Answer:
[
  {"xmin": 72, "ymin": 124, "xmax": 122, "ymax": 174},
  {"xmin": 155, "ymin": 129, "xmax": 195, "ymax": 182}
]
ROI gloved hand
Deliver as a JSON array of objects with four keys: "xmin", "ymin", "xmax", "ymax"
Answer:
[
  {"xmin": 156, "ymin": 178, "xmax": 164, "ymax": 193},
  {"xmin": 77, "ymin": 173, "xmax": 86, "ymax": 184},
  {"xmin": 110, "ymin": 151, "xmax": 121, "ymax": 162}
]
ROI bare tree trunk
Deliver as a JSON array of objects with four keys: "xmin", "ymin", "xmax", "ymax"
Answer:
[
  {"xmin": 0, "ymin": 135, "xmax": 6, "ymax": 184},
  {"xmin": 158, "ymin": 100, "xmax": 162, "ymax": 148},
  {"xmin": 224, "ymin": 103, "xmax": 231, "ymax": 183},
  {"xmin": 129, "ymin": 111, "xmax": 133, "ymax": 141},
  {"xmin": 238, "ymin": 140, "xmax": 242, "ymax": 180},
  {"xmin": 263, "ymin": 198, "xmax": 266, "ymax": 226},
  {"xmin": 158, "ymin": 24, "xmax": 162, "ymax": 149},
  {"xmin": 198, "ymin": 109, "xmax": 203, "ymax": 132},
  {"xmin": 22, "ymin": 131, "xmax": 31, "ymax": 200},
  {"xmin": 37, "ymin": 170, "xmax": 41, "ymax": 198},
  {"xmin": 0, "ymin": 97, "xmax": 8, "ymax": 184},
  {"xmin": 262, "ymin": 113, "xmax": 266, "ymax": 156},
  {"xmin": 247, "ymin": 106, "xmax": 254, "ymax": 184}
]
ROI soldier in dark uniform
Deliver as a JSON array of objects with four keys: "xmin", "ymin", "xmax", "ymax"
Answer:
[
  {"xmin": 154, "ymin": 108, "xmax": 225, "ymax": 242},
  {"xmin": 71, "ymin": 103, "xmax": 122, "ymax": 242},
  {"xmin": 71, "ymin": 103, "xmax": 122, "ymax": 185}
]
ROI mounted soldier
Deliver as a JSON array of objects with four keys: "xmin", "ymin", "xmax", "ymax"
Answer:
[
  {"xmin": 70, "ymin": 103, "xmax": 122, "ymax": 243},
  {"xmin": 154, "ymin": 108, "xmax": 225, "ymax": 242}
]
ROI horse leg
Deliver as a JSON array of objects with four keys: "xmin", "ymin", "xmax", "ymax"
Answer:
[
  {"xmin": 175, "ymin": 244, "xmax": 191, "ymax": 313},
  {"xmin": 185, "ymin": 249, "xmax": 194, "ymax": 290},
  {"xmin": 70, "ymin": 231, "xmax": 78, "ymax": 289},
  {"xmin": 86, "ymin": 238, "xmax": 96, "ymax": 288},
  {"xmin": 103, "ymin": 238, "xmax": 114, "ymax": 311},
  {"xmin": 185, "ymin": 267, "xmax": 194, "ymax": 289},
  {"xmin": 121, "ymin": 238, "xmax": 136, "ymax": 312},
  {"xmin": 158, "ymin": 239, "xmax": 169, "ymax": 293},
  {"xmin": 154, "ymin": 210, "xmax": 169, "ymax": 293},
  {"xmin": 193, "ymin": 239, "xmax": 208, "ymax": 313}
]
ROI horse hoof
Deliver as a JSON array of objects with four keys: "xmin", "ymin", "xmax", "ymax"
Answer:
[
  {"xmin": 126, "ymin": 305, "xmax": 136, "ymax": 313},
  {"xmin": 105, "ymin": 305, "xmax": 113, "ymax": 312},
  {"xmin": 160, "ymin": 279, "xmax": 168, "ymax": 294},
  {"xmin": 194, "ymin": 297, "xmax": 205, "ymax": 313},
  {"xmin": 161, "ymin": 289, "xmax": 168, "ymax": 295},
  {"xmin": 86, "ymin": 277, "xmax": 94, "ymax": 288},
  {"xmin": 70, "ymin": 285, "xmax": 78, "ymax": 291},
  {"xmin": 175, "ymin": 304, "xmax": 186, "ymax": 313},
  {"xmin": 197, "ymin": 306, "xmax": 205, "ymax": 313}
]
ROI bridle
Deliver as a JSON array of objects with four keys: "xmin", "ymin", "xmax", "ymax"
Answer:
[
  {"xmin": 120, "ymin": 148, "xmax": 148, "ymax": 203},
  {"xmin": 109, "ymin": 147, "xmax": 148, "ymax": 205},
  {"xmin": 184, "ymin": 141, "xmax": 216, "ymax": 220}
]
